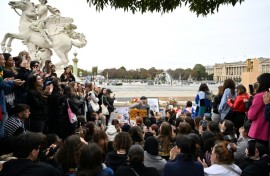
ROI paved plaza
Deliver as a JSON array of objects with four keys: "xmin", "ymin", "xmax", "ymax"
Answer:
[{"xmin": 106, "ymin": 83, "xmax": 221, "ymax": 102}]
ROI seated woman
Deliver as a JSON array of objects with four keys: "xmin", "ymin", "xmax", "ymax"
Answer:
[
  {"xmin": 199, "ymin": 141, "xmax": 242, "ymax": 176},
  {"xmin": 76, "ymin": 143, "xmax": 114, "ymax": 176},
  {"xmin": 115, "ymin": 145, "xmax": 160, "ymax": 176},
  {"xmin": 105, "ymin": 132, "xmax": 132, "ymax": 173},
  {"xmin": 163, "ymin": 134, "xmax": 204, "ymax": 176},
  {"xmin": 219, "ymin": 120, "xmax": 238, "ymax": 144}
]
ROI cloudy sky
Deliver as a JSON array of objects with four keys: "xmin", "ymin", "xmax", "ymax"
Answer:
[{"xmin": 0, "ymin": 0, "xmax": 270, "ymax": 71}]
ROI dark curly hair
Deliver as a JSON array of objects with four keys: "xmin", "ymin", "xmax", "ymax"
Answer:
[
  {"xmin": 55, "ymin": 134, "xmax": 83, "ymax": 173},
  {"xmin": 256, "ymin": 73, "xmax": 270, "ymax": 93},
  {"xmin": 113, "ymin": 132, "xmax": 132, "ymax": 152}
]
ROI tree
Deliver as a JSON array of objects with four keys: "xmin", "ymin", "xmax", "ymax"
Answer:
[
  {"xmin": 87, "ymin": 0, "xmax": 244, "ymax": 16},
  {"xmin": 192, "ymin": 64, "xmax": 207, "ymax": 81}
]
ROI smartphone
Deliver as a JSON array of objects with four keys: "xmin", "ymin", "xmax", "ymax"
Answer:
[{"xmin": 249, "ymin": 84, "xmax": 254, "ymax": 95}]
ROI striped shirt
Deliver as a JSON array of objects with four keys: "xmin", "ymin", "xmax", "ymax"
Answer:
[{"xmin": 4, "ymin": 116, "xmax": 25, "ymax": 137}]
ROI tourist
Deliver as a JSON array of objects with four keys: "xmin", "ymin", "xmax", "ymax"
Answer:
[
  {"xmin": 247, "ymin": 73, "xmax": 270, "ymax": 146},
  {"xmin": 4, "ymin": 104, "xmax": 30, "ymax": 137},
  {"xmin": 60, "ymin": 66, "xmax": 75, "ymax": 83},
  {"xmin": 239, "ymin": 141, "xmax": 268, "ymax": 176},
  {"xmin": 129, "ymin": 126, "xmax": 144, "ymax": 145},
  {"xmin": 115, "ymin": 145, "xmax": 160, "ymax": 176},
  {"xmin": 198, "ymin": 141, "xmax": 242, "ymax": 176},
  {"xmin": 26, "ymin": 75, "xmax": 51, "ymax": 133},
  {"xmin": 76, "ymin": 143, "xmax": 114, "ymax": 176},
  {"xmin": 57, "ymin": 86, "xmax": 79, "ymax": 139},
  {"xmin": 227, "ymin": 84, "xmax": 249, "ymax": 135},
  {"xmin": 181, "ymin": 101, "xmax": 195, "ymax": 118},
  {"xmin": 234, "ymin": 121, "xmax": 251, "ymax": 165},
  {"xmin": 195, "ymin": 83, "xmax": 212, "ymax": 119},
  {"xmin": 163, "ymin": 134, "xmax": 204, "ymax": 176},
  {"xmin": 144, "ymin": 136, "xmax": 167, "ymax": 175},
  {"xmin": 157, "ymin": 122, "xmax": 175, "ymax": 160},
  {"xmin": 105, "ymin": 132, "xmax": 132, "ymax": 173},
  {"xmin": 0, "ymin": 132, "xmax": 62, "ymax": 176},
  {"xmin": 219, "ymin": 120, "xmax": 238, "ymax": 144},
  {"xmin": 212, "ymin": 85, "xmax": 223, "ymax": 123},
  {"xmin": 56, "ymin": 134, "xmax": 83, "ymax": 175},
  {"xmin": 218, "ymin": 78, "xmax": 236, "ymax": 120},
  {"xmin": 165, "ymin": 108, "xmax": 176, "ymax": 125},
  {"xmin": 93, "ymin": 130, "xmax": 109, "ymax": 160},
  {"xmin": 46, "ymin": 78, "xmax": 62, "ymax": 134}
]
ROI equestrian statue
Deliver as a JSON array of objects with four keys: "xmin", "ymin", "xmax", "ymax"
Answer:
[{"xmin": 1, "ymin": 0, "xmax": 87, "ymax": 67}]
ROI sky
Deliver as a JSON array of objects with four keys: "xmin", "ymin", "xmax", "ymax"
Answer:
[{"xmin": 0, "ymin": 0, "xmax": 270, "ymax": 71}]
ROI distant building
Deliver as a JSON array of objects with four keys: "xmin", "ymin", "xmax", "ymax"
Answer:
[
  {"xmin": 210, "ymin": 57, "xmax": 270, "ymax": 83},
  {"xmin": 205, "ymin": 65, "xmax": 214, "ymax": 75}
]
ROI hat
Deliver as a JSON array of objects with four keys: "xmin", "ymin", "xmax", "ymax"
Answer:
[
  {"xmin": 144, "ymin": 136, "xmax": 158, "ymax": 155},
  {"xmin": 96, "ymin": 85, "xmax": 102, "ymax": 88},
  {"xmin": 107, "ymin": 89, "xmax": 113, "ymax": 93},
  {"xmin": 140, "ymin": 96, "xmax": 147, "ymax": 100}
]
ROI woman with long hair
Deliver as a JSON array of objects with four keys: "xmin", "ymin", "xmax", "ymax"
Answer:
[
  {"xmin": 157, "ymin": 122, "xmax": 175, "ymax": 160},
  {"xmin": 248, "ymin": 73, "xmax": 270, "ymax": 146},
  {"xmin": 60, "ymin": 66, "xmax": 75, "ymax": 83},
  {"xmin": 26, "ymin": 75, "xmax": 51, "ymax": 132},
  {"xmin": 195, "ymin": 83, "xmax": 212, "ymax": 119},
  {"xmin": 56, "ymin": 134, "xmax": 84, "ymax": 175},
  {"xmin": 76, "ymin": 143, "xmax": 114, "ymax": 176},
  {"xmin": 218, "ymin": 79, "xmax": 236, "ymax": 120}
]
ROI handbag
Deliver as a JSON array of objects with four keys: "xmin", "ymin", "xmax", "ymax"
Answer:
[
  {"xmin": 67, "ymin": 99, "xmax": 78, "ymax": 124},
  {"xmin": 101, "ymin": 96, "xmax": 109, "ymax": 115},
  {"xmin": 89, "ymin": 100, "xmax": 100, "ymax": 112}
]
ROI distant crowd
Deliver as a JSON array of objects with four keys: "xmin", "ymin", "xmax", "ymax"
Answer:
[{"xmin": 0, "ymin": 51, "xmax": 270, "ymax": 176}]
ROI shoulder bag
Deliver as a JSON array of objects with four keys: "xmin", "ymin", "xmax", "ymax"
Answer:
[
  {"xmin": 67, "ymin": 99, "xmax": 78, "ymax": 124},
  {"xmin": 101, "ymin": 96, "xmax": 109, "ymax": 115}
]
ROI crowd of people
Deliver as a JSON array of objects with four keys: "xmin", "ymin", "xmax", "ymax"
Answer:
[{"xmin": 0, "ymin": 50, "xmax": 270, "ymax": 176}]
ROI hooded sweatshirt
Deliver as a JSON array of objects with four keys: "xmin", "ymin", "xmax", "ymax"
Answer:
[{"xmin": 106, "ymin": 125, "xmax": 118, "ymax": 142}]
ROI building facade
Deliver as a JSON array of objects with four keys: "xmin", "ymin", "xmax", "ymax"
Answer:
[{"xmin": 212, "ymin": 58, "xmax": 270, "ymax": 83}]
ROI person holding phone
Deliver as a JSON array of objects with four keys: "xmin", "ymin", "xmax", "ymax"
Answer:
[
  {"xmin": 247, "ymin": 73, "xmax": 270, "ymax": 146},
  {"xmin": 238, "ymin": 141, "xmax": 268, "ymax": 176}
]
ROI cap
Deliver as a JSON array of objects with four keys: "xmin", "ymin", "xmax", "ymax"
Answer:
[
  {"xmin": 96, "ymin": 85, "xmax": 102, "ymax": 88},
  {"xmin": 140, "ymin": 96, "xmax": 147, "ymax": 100},
  {"xmin": 107, "ymin": 89, "xmax": 113, "ymax": 93}
]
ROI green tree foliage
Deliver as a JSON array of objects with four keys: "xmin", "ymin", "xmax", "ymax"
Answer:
[
  {"xmin": 192, "ymin": 64, "xmax": 207, "ymax": 80},
  {"xmin": 87, "ymin": 0, "xmax": 244, "ymax": 16}
]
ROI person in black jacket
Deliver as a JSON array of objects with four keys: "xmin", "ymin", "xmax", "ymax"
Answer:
[
  {"xmin": 115, "ymin": 145, "xmax": 160, "ymax": 176},
  {"xmin": 0, "ymin": 132, "xmax": 62, "ymax": 176}
]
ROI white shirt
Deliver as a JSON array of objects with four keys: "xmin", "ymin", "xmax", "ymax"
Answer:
[{"xmin": 204, "ymin": 164, "xmax": 242, "ymax": 176}]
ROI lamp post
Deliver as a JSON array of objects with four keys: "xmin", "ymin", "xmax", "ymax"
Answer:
[{"xmin": 72, "ymin": 50, "xmax": 78, "ymax": 77}]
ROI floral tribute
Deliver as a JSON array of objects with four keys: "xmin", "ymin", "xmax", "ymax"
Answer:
[{"xmin": 129, "ymin": 97, "xmax": 139, "ymax": 104}]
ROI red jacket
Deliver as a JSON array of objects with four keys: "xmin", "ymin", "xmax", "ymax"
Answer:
[{"xmin": 227, "ymin": 93, "xmax": 249, "ymax": 112}]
